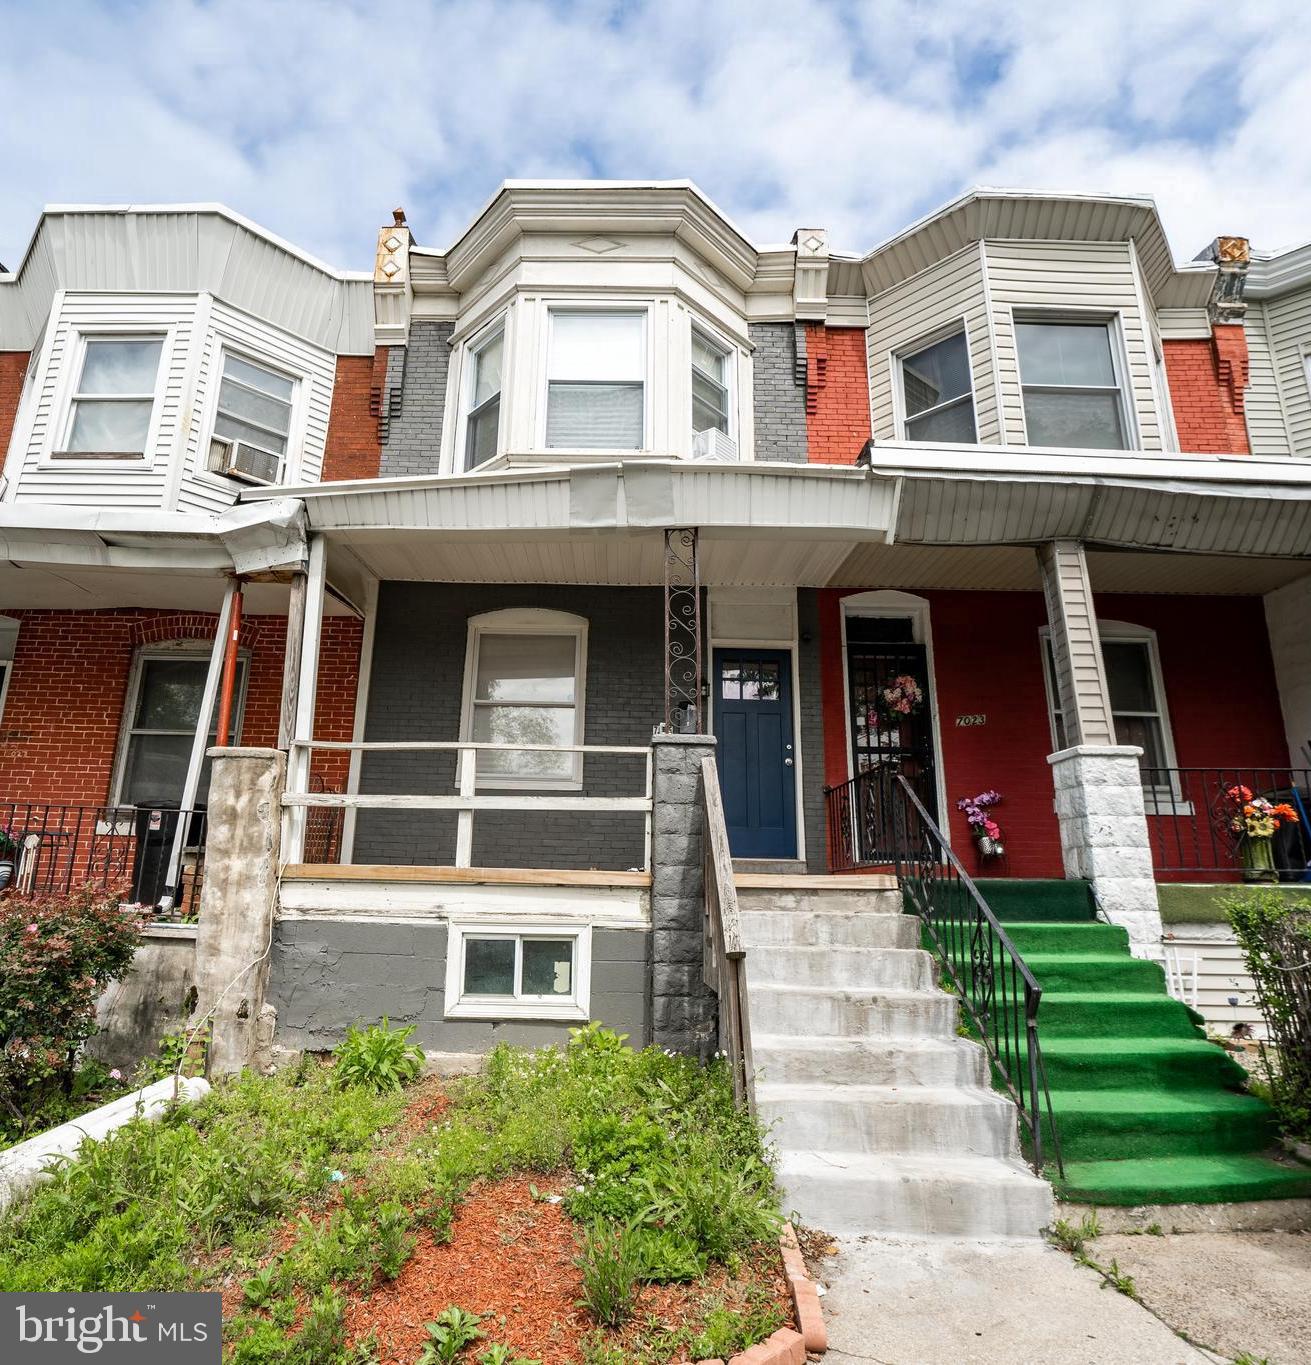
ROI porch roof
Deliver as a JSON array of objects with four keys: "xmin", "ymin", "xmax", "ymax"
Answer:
[{"xmin": 245, "ymin": 453, "xmax": 1311, "ymax": 592}]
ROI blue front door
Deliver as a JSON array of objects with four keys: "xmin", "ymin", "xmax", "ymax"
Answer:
[{"xmin": 714, "ymin": 649, "xmax": 797, "ymax": 859}]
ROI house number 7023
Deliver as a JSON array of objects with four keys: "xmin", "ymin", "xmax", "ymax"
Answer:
[{"xmin": 955, "ymin": 714, "xmax": 987, "ymax": 727}]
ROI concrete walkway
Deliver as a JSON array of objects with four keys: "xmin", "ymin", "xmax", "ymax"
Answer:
[{"xmin": 818, "ymin": 1235, "xmax": 1212, "ymax": 1365}]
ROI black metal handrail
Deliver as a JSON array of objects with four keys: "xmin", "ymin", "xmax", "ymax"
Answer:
[
  {"xmin": 1143, "ymin": 766, "xmax": 1311, "ymax": 879},
  {"xmin": 890, "ymin": 774, "xmax": 1063, "ymax": 1178}
]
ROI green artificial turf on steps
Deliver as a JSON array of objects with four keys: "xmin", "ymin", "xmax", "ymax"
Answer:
[{"xmin": 953, "ymin": 879, "xmax": 1311, "ymax": 1206}]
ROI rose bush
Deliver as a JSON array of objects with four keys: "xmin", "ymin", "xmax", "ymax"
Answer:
[{"xmin": 0, "ymin": 885, "xmax": 144, "ymax": 1133}]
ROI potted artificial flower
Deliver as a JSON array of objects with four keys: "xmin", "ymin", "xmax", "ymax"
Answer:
[
  {"xmin": 0, "ymin": 824, "xmax": 16, "ymax": 890},
  {"xmin": 1224, "ymin": 784, "xmax": 1298, "ymax": 883},
  {"xmin": 958, "ymin": 790, "xmax": 1005, "ymax": 858}
]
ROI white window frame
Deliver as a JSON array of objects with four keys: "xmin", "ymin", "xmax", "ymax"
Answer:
[
  {"xmin": 690, "ymin": 320, "xmax": 736, "ymax": 441},
  {"xmin": 538, "ymin": 304, "xmax": 651, "ymax": 453},
  {"xmin": 205, "ymin": 343, "xmax": 303, "ymax": 486},
  {"xmin": 53, "ymin": 328, "xmax": 170, "ymax": 465},
  {"xmin": 458, "ymin": 607, "xmax": 589, "ymax": 791},
  {"xmin": 894, "ymin": 321, "xmax": 977, "ymax": 444},
  {"xmin": 444, "ymin": 920, "xmax": 591, "ymax": 1021},
  {"xmin": 110, "ymin": 642, "xmax": 251, "ymax": 808},
  {"xmin": 1014, "ymin": 312, "xmax": 1136, "ymax": 452},
  {"xmin": 457, "ymin": 314, "xmax": 507, "ymax": 472},
  {"xmin": 1039, "ymin": 621, "xmax": 1189, "ymax": 811}
]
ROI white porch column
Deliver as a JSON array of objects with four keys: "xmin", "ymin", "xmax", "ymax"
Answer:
[
  {"xmin": 1038, "ymin": 541, "xmax": 1162, "ymax": 947},
  {"xmin": 282, "ymin": 535, "xmax": 326, "ymax": 863}
]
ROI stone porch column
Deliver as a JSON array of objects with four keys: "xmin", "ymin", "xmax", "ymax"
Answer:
[
  {"xmin": 650, "ymin": 733, "xmax": 718, "ymax": 1057},
  {"xmin": 191, "ymin": 747, "xmax": 286, "ymax": 1075},
  {"xmin": 1037, "ymin": 541, "xmax": 1163, "ymax": 946}
]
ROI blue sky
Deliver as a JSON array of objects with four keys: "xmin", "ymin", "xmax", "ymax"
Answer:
[{"xmin": 1, "ymin": 0, "xmax": 1307, "ymax": 271}]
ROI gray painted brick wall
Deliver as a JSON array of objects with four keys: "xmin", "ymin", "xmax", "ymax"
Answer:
[
  {"xmin": 378, "ymin": 321, "xmax": 453, "ymax": 477},
  {"xmin": 354, "ymin": 582, "xmax": 664, "ymax": 869},
  {"xmin": 797, "ymin": 588, "xmax": 828, "ymax": 872},
  {"xmin": 750, "ymin": 322, "xmax": 808, "ymax": 463},
  {"xmin": 268, "ymin": 918, "xmax": 650, "ymax": 1052}
]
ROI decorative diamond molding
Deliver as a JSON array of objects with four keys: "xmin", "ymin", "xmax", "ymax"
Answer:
[{"xmin": 572, "ymin": 236, "xmax": 624, "ymax": 255}]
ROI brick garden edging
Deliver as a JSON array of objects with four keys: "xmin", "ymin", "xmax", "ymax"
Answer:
[{"xmin": 697, "ymin": 1222, "xmax": 828, "ymax": 1364}]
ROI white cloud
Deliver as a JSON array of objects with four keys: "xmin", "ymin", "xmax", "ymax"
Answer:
[{"xmin": 0, "ymin": 0, "xmax": 1307, "ymax": 272}]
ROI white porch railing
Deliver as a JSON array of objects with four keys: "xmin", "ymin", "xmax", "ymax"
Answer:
[{"xmin": 282, "ymin": 740, "xmax": 654, "ymax": 870}]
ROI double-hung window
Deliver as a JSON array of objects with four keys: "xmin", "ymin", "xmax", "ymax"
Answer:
[
  {"xmin": 116, "ymin": 650, "xmax": 249, "ymax": 807},
  {"xmin": 899, "ymin": 331, "xmax": 976, "ymax": 442},
  {"xmin": 445, "ymin": 923, "xmax": 590, "ymax": 1020},
  {"xmin": 545, "ymin": 310, "xmax": 645, "ymax": 449},
  {"xmin": 213, "ymin": 353, "xmax": 295, "ymax": 480},
  {"xmin": 462, "ymin": 611, "xmax": 586, "ymax": 787},
  {"xmin": 464, "ymin": 326, "xmax": 504, "ymax": 468},
  {"xmin": 64, "ymin": 337, "xmax": 164, "ymax": 456},
  {"xmin": 692, "ymin": 328, "xmax": 731, "ymax": 435},
  {"xmin": 1017, "ymin": 320, "xmax": 1128, "ymax": 450},
  {"xmin": 1043, "ymin": 628, "xmax": 1174, "ymax": 779}
]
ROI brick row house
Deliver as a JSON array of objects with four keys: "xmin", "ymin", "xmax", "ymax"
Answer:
[{"xmin": 5, "ymin": 184, "xmax": 1311, "ymax": 1222}]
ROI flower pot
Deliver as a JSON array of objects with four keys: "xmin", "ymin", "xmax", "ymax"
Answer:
[
  {"xmin": 1241, "ymin": 835, "xmax": 1278, "ymax": 883},
  {"xmin": 0, "ymin": 860, "xmax": 12, "ymax": 891},
  {"xmin": 975, "ymin": 835, "xmax": 1003, "ymax": 859}
]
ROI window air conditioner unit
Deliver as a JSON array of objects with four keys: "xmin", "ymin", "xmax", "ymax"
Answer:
[
  {"xmin": 208, "ymin": 436, "xmax": 282, "ymax": 486},
  {"xmin": 690, "ymin": 429, "xmax": 738, "ymax": 463}
]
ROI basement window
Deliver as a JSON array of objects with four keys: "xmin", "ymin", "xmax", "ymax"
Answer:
[{"xmin": 444, "ymin": 923, "xmax": 591, "ymax": 1020}]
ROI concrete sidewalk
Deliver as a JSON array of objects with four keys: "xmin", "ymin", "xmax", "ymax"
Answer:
[{"xmin": 818, "ymin": 1235, "xmax": 1212, "ymax": 1365}]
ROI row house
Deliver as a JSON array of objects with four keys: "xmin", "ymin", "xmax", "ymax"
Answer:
[{"xmin": 4, "ymin": 184, "xmax": 1311, "ymax": 1224}]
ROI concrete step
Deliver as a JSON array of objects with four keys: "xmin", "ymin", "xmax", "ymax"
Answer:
[
  {"xmin": 748, "ymin": 945, "xmax": 935, "ymax": 990},
  {"xmin": 740, "ymin": 909, "xmax": 918, "ymax": 950},
  {"xmin": 777, "ymin": 1149, "xmax": 1054, "ymax": 1238},
  {"xmin": 736, "ymin": 885, "xmax": 904, "ymax": 917},
  {"xmin": 751, "ymin": 1034, "xmax": 988, "ymax": 1089},
  {"xmin": 757, "ymin": 1082, "xmax": 1021, "ymax": 1158},
  {"xmin": 748, "ymin": 984, "xmax": 958, "ymax": 1039}
]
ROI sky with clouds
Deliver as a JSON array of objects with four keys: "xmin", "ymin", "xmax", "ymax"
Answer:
[{"xmin": 1, "ymin": 0, "xmax": 1307, "ymax": 272}]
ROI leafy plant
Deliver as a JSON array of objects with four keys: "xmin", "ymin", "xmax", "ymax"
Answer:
[
  {"xmin": 0, "ymin": 884, "xmax": 144, "ymax": 1136},
  {"xmin": 1100, "ymin": 1257, "xmax": 1137, "ymax": 1299},
  {"xmin": 1226, "ymin": 890, "xmax": 1311, "ymax": 1139},
  {"xmin": 292, "ymin": 1286, "xmax": 347, "ymax": 1361},
  {"xmin": 332, "ymin": 1018, "xmax": 425, "ymax": 1092},
  {"xmin": 1049, "ymin": 1211, "xmax": 1101, "ymax": 1257},
  {"xmin": 685, "ymin": 1286, "xmax": 788, "ymax": 1359},
  {"xmin": 242, "ymin": 1260, "xmax": 284, "ymax": 1307},
  {"xmin": 478, "ymin": 1347, "xmax": 540, "ymax": 1365},
  {"xmin": 418, "ymin": 1307, "xmax": 484, "ymax": 1363},
  {"xmin": 574, "ymin": 1220, "xmax": 642, "ymax": 1327}
]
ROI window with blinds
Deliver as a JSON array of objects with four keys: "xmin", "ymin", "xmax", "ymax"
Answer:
[{"xmin": 545, "ymin": 311, "xmax": 645, "ymax": 449}]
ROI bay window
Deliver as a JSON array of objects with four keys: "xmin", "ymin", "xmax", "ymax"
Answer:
[
  {"xmin": 464, "ymin": 324, "xmax": 503, "ymax": 468},
  {"xmin": 1017, "ymin": 319, "xmax": 1129, "ymax": 450},
  {"xmin": 545, "ymin": 310, "xmax": 645, "ymax": 449},
  {"xmin": 692, "ymin": 328, "xmax": 731, "ymax": 436},
  {"xmin": 63, "ymin": 336, "xmax": 164, "ymax": 456},
  {"xmin": 899, "ymin": 330, "xmax": 976, "ymax": 442},
  {"xmin": 212, "ymin": 352, "xmax": 296, "ymax": 479}
]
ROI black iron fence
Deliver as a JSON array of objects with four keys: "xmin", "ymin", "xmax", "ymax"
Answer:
[
  {"xmin": 0, "ymin": 801, "xmax": 208, "ymax": 919},
  {"xmin": 1143, "ymin": 767, "xmax": 1311, "ymax": 881},
  {"xmin": 890, "ymin": 775, "xmax": 1062, "ymax": 1176}
]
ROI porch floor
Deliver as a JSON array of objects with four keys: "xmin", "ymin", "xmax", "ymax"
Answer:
[{"xmin": 282, "ymin": 864, "xmax": 651, "ymax": 887}]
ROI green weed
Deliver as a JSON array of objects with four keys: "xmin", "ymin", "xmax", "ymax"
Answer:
[
  {"xmin": 332, "ymin": 1019, "xmax": 425, "ymax": 1092},
  {"xmin": 418, "ymin": 1307, "xmax": 484, "ymax": 1363},
  {"xmin": 575, "ymin": 1220, "xmax": 642, "ymax": 1327}
]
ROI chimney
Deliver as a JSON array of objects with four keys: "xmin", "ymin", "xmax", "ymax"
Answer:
[{"xmin": 1204, "ymin": 236, "xmax": 1250, "ymax": 326}]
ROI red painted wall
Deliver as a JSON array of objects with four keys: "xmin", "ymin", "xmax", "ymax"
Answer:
[
  {"xmin": 1163, "ymin": 326, "xmax": 1250, "ymax": 455},
  {"xmin": 803, "ymin": 325, "xmax": 871, "ymax": 466},
  {"xmin": 0, "ymin": 608, "xmax": 362, "ymax": 804},
  {"xmin": 816, "ymin": 588, "xmax": 1289, "ymax": 879},
  {"xmin": 321, "ymin": 351, "xmax": 384, "ymax": 482},
  {"xmin": 0, "ymin": 351, "xmax": 30, "ymax": 460}
]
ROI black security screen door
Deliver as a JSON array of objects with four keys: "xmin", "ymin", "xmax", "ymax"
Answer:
[{"xmin": 846, "ymin": 617, "xmax": 937, "ymax": 859}]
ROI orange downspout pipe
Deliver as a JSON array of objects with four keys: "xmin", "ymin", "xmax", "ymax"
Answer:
[{"xmin": 215, "ymin": 581, "xmax": 244, "ymax": 746}]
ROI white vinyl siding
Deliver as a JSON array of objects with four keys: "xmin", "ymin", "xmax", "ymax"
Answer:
[
  {"xmin": 986, "ymin": 240, "xmax": 1161, "ymax": 450},
  {"xmin": 1243, "ymin": 300, "xmax": 1290, "ymax": 455},
  {"xmin": 868, "ymin": 245, "xmax": 998, "ymax": 444},
  {"xmin": 12, "ymin": 294, "xmax": 192, "ymax": 507},
  {"xmin": 177, "ymin": 298, "xmax": 335, "ymax": 513},
  {"xmin": 1245, "ymin": 285, "xmax": 1311, "ymax": 455}
]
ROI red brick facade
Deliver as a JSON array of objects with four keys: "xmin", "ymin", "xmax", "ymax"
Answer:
[
  {"xmin": 0, "ymin": 608, "xmax": 363, "ymax": 805},
  {"xmin": 1163, "ymin": 326, "xmax": 1251, "ymax": 455},
  {"xmin": 802, "ymin": 325, "xmax": 871, "ymax": 465},
  {"xmin": 817, "ymin": 588, "xmax": 1288, "ymax": 878},
  {"xmin": 320, "ymin": 351, "xmax": 384, "ymax": 482},
  {"xmin": 0, "ymin": 351, "xmax": 30, "ymax": 461}
]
